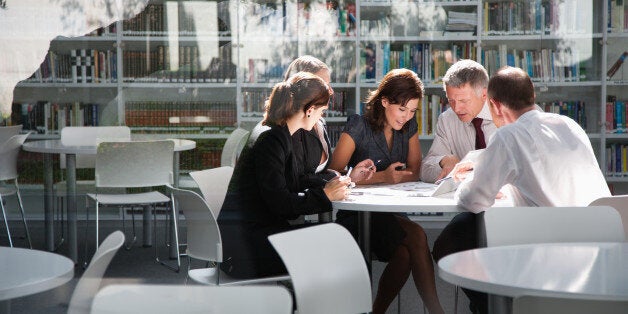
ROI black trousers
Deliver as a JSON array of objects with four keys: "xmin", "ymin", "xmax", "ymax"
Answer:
[{"xmin": 432, "ymin": 212, "xmax": 488, "ymax": 314}]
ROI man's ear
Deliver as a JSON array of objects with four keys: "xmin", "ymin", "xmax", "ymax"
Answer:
[{"xmin": 491, "ymin": 99, "xmax": 504, "ymax": 117}]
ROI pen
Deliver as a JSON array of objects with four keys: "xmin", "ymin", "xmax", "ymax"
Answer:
[{"xmin": 346, "ymin": 167, "xmax": 353, "ymax": 178}]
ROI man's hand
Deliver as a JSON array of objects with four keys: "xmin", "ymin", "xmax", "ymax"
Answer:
[
  {"xmin": 451, "ymin": 161, "xmax": 474, "ymax": 182},
  {"xmin": 436, "ymin": 155, "xmax": 460, "ymax": 180}
]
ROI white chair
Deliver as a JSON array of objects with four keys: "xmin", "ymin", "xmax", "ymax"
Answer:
[
  {"xmin": 188, "ymin": 166, "xmax": 233, "ymax": 216},
  {"xmin": 91, "ymin": 284, "xmax": 293, "ymax": 314},
  {"xmin": 86, "ymin": 140, "xmax": 178, "ymax": 270},
  {"xmin": 171, "ymin": 187, "xmax": 290, "ymax": 285},
  {"xmin": 0, "ymin": 133, "xmax": 32, "ymax": 248},
  {"xmin": 67, "ymin": 230, "xmax": 125, "ymax": 314},
  {"xmin": 484, "ymin": 206, "xmax": 625, "ymax": 313},
  {"xmin": 0, "ymin": 124, "xmax": 22, "ymax": 144},
  {"xmin": 512, "ymin": 295, "xmax": 628, "ymax": 314},
  {"xmin": 268, "ymin": 223, "xmax": 372, "ymax": 314},
  {"xmin": 589, "ymin": 195, "xmax": 628, "ymax": 240},
  {"xmin": 484, "ymin": 206, "xmax": 625, "ymax": 247},
  {"xmin": 54, "ymin": 126, "xmax": 131, "ymax": 248},
  {"xmin": 220, "ymin": 128, "xmax": 250, "ymax": 167}
]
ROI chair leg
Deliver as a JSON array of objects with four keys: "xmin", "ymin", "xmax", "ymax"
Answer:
[
  {"xmin": 121, "ymin": 206, "xmax": 137, "ymax": 250},
  {"xmin": 54, "ymin": 196, "xmax": 65, "ymax": 251},
  {"xmin": 155, "ymin": 198, "xmax": 180, "ymax": 272},
  {"xmin": 14, "ymin": 181, "xmax": 32, "ymax": 249},
  {"xmin": 0, "ymin": 195, "xmax": 13, "ymax": 247},
  {"xmin": 454, "ymin": 285, "xmax": 459, "ymax": 314}
]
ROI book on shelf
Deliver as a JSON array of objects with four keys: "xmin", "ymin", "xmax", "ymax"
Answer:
[{"xmin": 607, "ymin": 51, "xmax": 628, "ymax": 79}]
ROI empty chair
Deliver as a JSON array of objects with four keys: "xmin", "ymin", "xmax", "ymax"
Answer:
[
  {"xmin": 589, "ymin": 195, "xmax": 628, "ymax": 240},
  {"xmin": 54, "ymin": 126, "xmax": 131, "ymax": 248},
  {"xmin": 484, "ymin": 206, "xmax": 625, "ymax": 247},
  {"xmin": 91, "ymin": 284, "xmax": 293, "ymax": 314},
  {"xmin": 86, "ymin": 140, "xmax": 178, "ymax": 270},
  {"xmin": 268, "ymin": 223, "xmax": 372, "ymax": 314},
  {"xmin": 188, "ymin": 166, "xmax": 233, "ymax": 216},
  {"xmin": 171, "ymin": 187, "xmax": 289, "ymax": 286},
  {"xmin": 0, "ymin": 124, "xmax": 22, "ymax": 144},
  {"xmin": 513, "ymin": 295, "xmax": 628, "ymax": 314},
  {"xmin": 67, "ymin": 230, "xmax": 125, "ymax": 314},
  {"xmin": 220, "ymin": 128, "xmax": 250, "ymax": 167},
  {"xmin": 0, "ymin": 133, "xmax": 32, "ymax": 248}
]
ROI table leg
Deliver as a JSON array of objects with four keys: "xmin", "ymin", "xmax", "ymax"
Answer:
[
  {"xmin": 358, "ymin": 211, "xmax": 372, "ymax": 273},
  {"xmin": 143, "ymin": 205, "xmax": 152, "ymax": 247},
  {"xmin": 488, "ymin": 295, "xmax": 512, "ymax": 314},
  {"xmin": 66, "ymin": 154, "xmax": 78, "ymax": 264},
  {"xmin": 318, "ymin": 212, "xmax": 332, "ymax": 223},
  {"xmin": 44, "ymin": 154, "xmax": 54, "ymax": 251}
]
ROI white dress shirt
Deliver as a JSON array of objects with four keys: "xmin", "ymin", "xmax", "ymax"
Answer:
[
  {"xmin": 455, "ymin": 109, "xmax": 611, "ymax": 213},
  {"xmin": 420, "ymin": 103, "xmax": 497, "ymax": 183}
]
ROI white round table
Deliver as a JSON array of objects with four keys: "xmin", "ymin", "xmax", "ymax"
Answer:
[
  {"xmin": 0, "ymin": 247, "xmax": 74, "ymax": 301},
  {"xmin": 438, "ymin": 242, "xmax": 628, "ymax": 312}
]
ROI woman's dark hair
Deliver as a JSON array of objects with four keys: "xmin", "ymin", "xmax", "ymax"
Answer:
[
  {"xmin": 364, "ymin": 68, "xmax": 424, "ymax": 131},
  {"xmin": 263, "ymin": 72, "xmax": 331, "ymax": 127}
]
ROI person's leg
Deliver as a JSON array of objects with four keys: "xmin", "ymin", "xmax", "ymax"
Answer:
[
  {"xmin": 396, "ymin": 217, "xmax": 444, "ymax": 314},
  {"xmin": 372, "ymin": 245, "xmax": 411, "ymax": 314},
  {"xmin": 432, "ymin": 212, "xmax": 487, "ymax": 314}
]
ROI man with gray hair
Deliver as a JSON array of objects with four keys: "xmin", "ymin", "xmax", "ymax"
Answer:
[{"xmin": 424, "ymin": 59, "xmax": 496, "ymax": 314}]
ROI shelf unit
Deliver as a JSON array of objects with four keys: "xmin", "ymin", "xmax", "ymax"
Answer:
[{"xmin": 9, "ymin": 0, "xmax": 628, "ymax": 184}]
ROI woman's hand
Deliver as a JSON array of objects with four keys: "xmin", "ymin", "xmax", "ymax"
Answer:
[
  {"xmin": 383, "ymin": 162, "xmax": 412, "ymax": 184},
  {"xmin": 323, "ymin": 175, "xmax": 352, "ymax": 201},
  {"xmin": 349, "ymin": 159, "xmax": 376, "ymax": 183}
]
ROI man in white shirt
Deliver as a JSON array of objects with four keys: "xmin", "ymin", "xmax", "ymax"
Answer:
[
  {"xmin": 420, "ymin": 59, "xmax": 496, "ymax": 183},
  {"xmin": 439, "ymin": 66, "xmax": 611, "ymax": 314}
]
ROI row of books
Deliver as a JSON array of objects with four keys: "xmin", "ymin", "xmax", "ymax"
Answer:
[
  {"xmin": 123, "ymin": 45, "xmax": 236, "ymax": 83},
  {"xmin": 362, "ymin": 42, "xmax": 476, "ymax": 83},
  {"xmin": 606, "ymin": 96, "xmax": 627, "ymax": 133},
  {"xmin": 482, "ymin": 0, "xmax": 590, "ymax": 35},
  {"xmin": 541, "ymin": 101, "xmax": 587, "ymax": 130},
  {"xmin": 125, "ymin": 102, "xmax": 237, "ymax": 133},
  {"xmin": 25, "ymin": 49, "xmax": 117, "ymax": 84},
  {"xmin": 122, "ymin": 2, "xmax": 232, "ymax": 36},
  {"xmin": 12, "ymin": 102, "xmax": 99, "ymax": 134},
  {"xmin": 245, "ymin": 56, "xmax": 355, "ymax": 84},
  {"xmin": 241, "ymin": 90, "xmax": 349, "ymax": 117},
  {"xmin": 481, "ymin": 45, "xmax": 585, "ymax": 82},
  {"xmin": 606, "ymin": 143, "xmax": 628, "ymax": 177}
]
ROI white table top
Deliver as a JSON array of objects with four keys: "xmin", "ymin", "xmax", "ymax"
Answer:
[
  {"xmin": 22, "ymin": 138, "xmax": 196, "ymax": 154},
  {"xmin": 0, "ymin": 247, "xmax": 74, "ymax": 301},
  {"xmin": 332, "ymin": 182, "xmax": 512, "ymax": 213},
  {"xmin": 91, "ymin": 284, "xmax": 292, "ymax": 314},
  {"xmin": 438, "ymin": 242, "xmax": 628, "ymax": 301}
]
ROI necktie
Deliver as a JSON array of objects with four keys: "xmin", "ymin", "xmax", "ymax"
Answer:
[{"xmin": 472, "ymin": 117, "xmax": 486, "ymax": 149}]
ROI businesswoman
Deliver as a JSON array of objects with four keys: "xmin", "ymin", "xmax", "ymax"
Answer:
[
  {"xmin": 218, "ymin": 72, "xmax": 351, "ymax": 279},
  {"xmin": 329, "ymin": 68, "xmax": 444, "ymax": 314}
]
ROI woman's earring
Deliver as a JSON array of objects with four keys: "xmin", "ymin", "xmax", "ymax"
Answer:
[{"xmin": 307, "ymin": 114, "xmax": 311, "ymax": 118}]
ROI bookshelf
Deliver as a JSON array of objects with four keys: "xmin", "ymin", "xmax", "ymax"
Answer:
[{"xmin": 8, "ymin": 0, "xmax": 628, "ymax": 185}]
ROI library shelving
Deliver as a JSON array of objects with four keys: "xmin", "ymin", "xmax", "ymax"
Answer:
[{"xmin": 8, "ymin": 0, "xmax": 628, "ymax": 184}]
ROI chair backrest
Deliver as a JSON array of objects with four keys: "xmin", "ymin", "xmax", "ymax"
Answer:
[
  {"xmin": 68, "ymin": 230, "xmax": 125, "ymax": 314},
  {"xmin": 221, "ymin": 128, "xmax": 250, "ymax": 167},
  {"xmin": 171, "ymin": 187, "xmax": 222, "ymax": 263},
  {"xmin": 0, "ymin": 125, "xmax": 22, "ymax": 144},
  {"xmin": 484, "ymin": 206, "xmax": 625, "ymax": 247},
  {"xmin": 268, "ymin": 223, "xmax": 372, "ymax": 314},
  {"xmin": 589, "ymin": 195, "xmax": 628, "ymax": 240},
  {"xmin": 0, "ymin": 133, "xmax": 30, "ymax": 181},
  {"xmin": 189, "ymin": 166, "xmax": 234, "ymax": 216},
  {"xmin": 60, "ymin": 126, "xmax": 131, "ymax": 169},
  {"xmin": 95, "ymin": 140, "xmax": 174, "ymax": 188},
  {"xmin": 513, "ymin": 295, "xmax": 628, "ymax": 314}
]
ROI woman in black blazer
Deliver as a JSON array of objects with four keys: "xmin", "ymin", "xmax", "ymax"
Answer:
[{"xmin": 218, "ymin": 72, "xmax": 352, "ymax": 279}]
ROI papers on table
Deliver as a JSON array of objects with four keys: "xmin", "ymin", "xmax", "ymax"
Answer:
[{"xmin": 351, "ymin": 181, "xmax": 453, "ymax": 198}]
